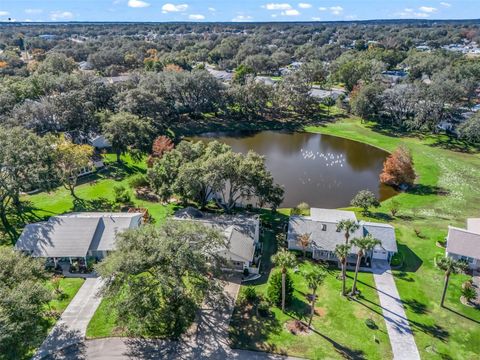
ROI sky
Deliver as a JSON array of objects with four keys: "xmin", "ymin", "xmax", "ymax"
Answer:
[{"xmin": 0, "ymin": 1, "xmax": 479, "ymax": 23}]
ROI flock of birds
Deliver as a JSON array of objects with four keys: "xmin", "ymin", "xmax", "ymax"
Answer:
[{"xmin": 300, "ymin": 149, "xmax": 346, "ymax": 167}]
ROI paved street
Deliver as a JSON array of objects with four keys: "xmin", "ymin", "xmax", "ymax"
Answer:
[
  {"xmin": 35, "ymin": 277, "xmax": 105, "ymax": 360},
  {"xmin": 372, "ymin": 261, "xmax": 420, "ymax": 360}
]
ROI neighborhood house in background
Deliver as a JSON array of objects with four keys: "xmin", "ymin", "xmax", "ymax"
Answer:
[
  {"xmin": 288, "ymin": 208, "xmax": 398, "ymax": 265},
  {"xmin": 446, "ymin": 218, "xmax": 480, "ymax": 270}
]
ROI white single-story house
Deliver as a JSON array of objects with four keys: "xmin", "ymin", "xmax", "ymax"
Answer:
[
  {"xmin": 174, "ymin": 207, "xmax": 261, "ymax": 273},
  {"xmin": 15, "ymin": 212, "xmax": 143, "ymax": 265},
  {"xmin": 446, "ymin": 218, "xmax": 480, "ymax": 270},
  {"xmin": 287, "ymin": 208, "xmax": 398, "ymax": 265}
]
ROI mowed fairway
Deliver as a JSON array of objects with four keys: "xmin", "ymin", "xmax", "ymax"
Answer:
[{"xmin": 307, "ymin": 118, "xmax": 480, "ymax": 359}]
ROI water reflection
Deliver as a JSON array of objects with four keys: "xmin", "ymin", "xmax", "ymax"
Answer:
[{"xmin": 189, "ymin": 131, "xmax": 397, "ymax": 208}]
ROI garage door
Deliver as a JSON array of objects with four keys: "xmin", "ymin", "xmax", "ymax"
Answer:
[{"xmin": 373, "ymin": 249, "xmax": 388, "ymax": 260}]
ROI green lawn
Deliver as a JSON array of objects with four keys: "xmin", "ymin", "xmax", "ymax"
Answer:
[
  {"xmin": 24, "ymin": 154, "xmax": 176, "ymax": 224},
  {"xmin": 306, "ymin": 118, "xmax": 480, "ymax": 359},
  {"xmin": 45, "ymin": 277, "xmax": 85, "ymax": 316},
  {"xmin": 230, "ymin": 261, "xmax": 393, "ymax": 360},
  {"xmin": 86, "ymin": 298, "xmax": 120, "ymax": 338}
]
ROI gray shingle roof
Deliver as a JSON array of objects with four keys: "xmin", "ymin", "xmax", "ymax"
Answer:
[
  {"xmin": 173, "ymin": 210, "xmax": 259, "ymax": 263},
  {"xmin": 288, "ymin": 209, "xmax": 397, "ymax": 255},
  {"xmin": 15, "ymin": 213, "xmax": 142, "ymax": 258},
  {"xmin": 15, "ymin": 217, "xmax": 100, "ymax": 257},
  {"xmin": 447, "ymin": 226, "xmax": 480, "ymax": 259},
  {"xmin": 310, "ymin": 208, "xmax": 357, "ymax": 222}
]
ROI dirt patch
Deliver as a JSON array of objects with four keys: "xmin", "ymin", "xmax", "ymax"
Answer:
[
  {"xmin": 314, "ymin": 307, "xmax": 327, "ymax": 317},
  {"xmin": 285, "ymin": 320, "xmax": 311, "ymax": 335}
]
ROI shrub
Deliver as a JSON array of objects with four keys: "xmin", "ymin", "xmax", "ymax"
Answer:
[
  {"xmin": 257, "ymin": 300, "xmax": 270, "ymax": 317},
  {"xmin": 267, "ymin": 270, "xmax": 294, "ymax": 307},
  {"xmin": 389, "ymin": 199, "xmax": 400, "ymax": 217},
  {"xmin": 128, "ymin": 174, "xmax": 149, "ymax": 189},
  {"xmin": 297, "ymin": 202, "xmax": 310, "ymax": 212},
  {"xmin": 243, "ymin": 286, "xmax": 258, "ymax": 303},
  {"xmin": 365, "ymin": 318, "xmax": 378, "ymax": 329},
  {"xmin": 113, "ymin": 184, "xmax": 132, "ymax": 204},
  {"xmin": 461, "ymin": 286, "xmax": 477, "ymax": 303},
  {"xmin": 390, "ymin": 252, "xmax": 404, "ymax": 267}
]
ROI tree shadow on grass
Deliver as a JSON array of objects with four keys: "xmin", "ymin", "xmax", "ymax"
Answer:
[
  {"xmin": 72, "ymin": 197, "xmax": 116, "ymax": 213},
  {"xmin": 229, "ymin": 300, "xmax": 282, "ymax": 350},
  {"xmin": 309, "ymin": 327, "xmax": 367, "ymax": 360},
  {"xmin": 101, "ymin": 160, "xmax": 145, "ymax": 181},
  {"xmin": 443, "ymin": 306, "xmax": 480, "ymax": 325},
  {"xmin": 406, "ymin": 184, "xmax": 449, "ymax": 197},
  {"xmin": 403, "ymin": 298, "xmax": 429, "ymax": 315},
  {"xmin": 430, "ymin": 135, "xmax": 479, "ymax": 154},
  {"xmin": 354, "ymin": 297, "xmax": 449, "ymax": 342}
]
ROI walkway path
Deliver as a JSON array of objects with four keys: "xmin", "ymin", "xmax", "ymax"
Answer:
[
  {"xmin": 43, "ymin": 275, "xmax": 300, "ymax": 359},
  {"xmin": 372, "ymin": 261, "xmax": 420, "ymax": 360},
  {"xmin": 34, "ymin": 277, "xmax": 104, "ymax": 359}
]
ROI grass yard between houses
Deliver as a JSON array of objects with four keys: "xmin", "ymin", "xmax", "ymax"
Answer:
[
  {"xmin": 23, "ymin": 153, "xmax": 177, "ymax": 224},
  {"xmin": 230, "ymin": 261, "xmax": 392, "ymax": 360},
  {"xmin": 306, "ymin": 118, "xmax": 480, "ymax": 360}
]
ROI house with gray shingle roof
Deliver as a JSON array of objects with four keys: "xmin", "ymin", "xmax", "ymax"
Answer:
[
  {"xmin": 15, "ymin": 212, "xmax": 143, "ymax": 265},
  {"xmin": 446, "ymin": 218, "xmax": 480, "ymax": 270},
  {"xmin": 287, "ymin": 208, "xmax": 397, "ymax": 265},
  {"xmin": 174, "ymin": 209, "xmax": 260, "ymax": 273}
]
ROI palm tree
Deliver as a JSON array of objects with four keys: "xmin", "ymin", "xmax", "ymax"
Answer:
[
  {"xmin": 272, "ymin": 249, "xmax": 297, "ymax": 312},
  {"xmin": 303, "ymin": 266, "xmax": 326, "ymax": 327},
  {"xmin": 350, "ymin": 235, "xmax": 381, "ymax": 295},
  {"xmin": 298, "ymin": 233, "xmax": 311, "ymax": 258},
  {"xmin": 336, "ymin": 219, "xmax": 360, "ymax": 245},
  {"xmin": 334, "ymin": 244, "xmax": 351, "ymax": 296},
  {"xmin": 436, "ymin": 257, "xmax": 468, "ymax": 307}
]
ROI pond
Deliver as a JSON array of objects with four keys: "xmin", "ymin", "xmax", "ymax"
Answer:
[{"xmin": 189, "ymin": 131, "xmax": 397, "ymax": 208}]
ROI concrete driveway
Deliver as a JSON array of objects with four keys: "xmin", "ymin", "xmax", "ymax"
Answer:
[
  {"xmin": 34, "ymin": 277, "xmax": 104, "ymax": 359},
  {"xmin": 372, "ymin": 261, "xmax": 420, "ymax": 360}
]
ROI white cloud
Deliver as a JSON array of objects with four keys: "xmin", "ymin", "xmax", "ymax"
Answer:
[
  {"xmin": 188, "ymin": 14, "xmax": 205, "ymax": 20},
  {"xmin": 208, "ymin": 7, "xmax": 216, "ymax": 12},
  {"xmin": 312, "ymin": 17, "xmax": 321, "ymax": 21},
  {"xmin": 25, "ymin": 9, "xmax": 43, "ymax": 14},
  {"xmin": 162, "ymin": 3, "xmax": 189, "ymax": 13},
  {"xmin": 232, "ymin": 14, "xmax": 253, "ymax": 21},
  {"xmin": 298, "ymin": 3, "xmax": 312, "ymax": 9},
  {"xmin": 330, "ymin": 6, "xmax": 343, "ymax": 15},
  {"xmin": 281, "ymin": 9, "xmax": 300, "ymax": 16},
  {"xmin": 0, "ymin": 11, "xmax": 9, "ymax": 16},
  {"xmin": 398, "ymin": 8, "xmax": 430, "ymax": 18},
  {"xmin": 318, "ymin": 7, "xmax": 327, "ymax": 11},
  {"xmin": 263, "ymin": 3, "xmax": 292, "ymax": 10},
  {"xmin": 50, "ymin": 11, "xmax": 74, "ymax": 20},
  {"xmin": 128, "ymin": 0, "xmax": 150, "ymax": 8},
  {"xmin": 419, "ymin": 6, "xmax": 437, "ymax": 13},
  {"xmin": 440, "ymin": 2, "xmax": 451, "ymax": 8}
]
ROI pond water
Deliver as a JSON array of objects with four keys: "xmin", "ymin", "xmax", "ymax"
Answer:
[{"xmin": 189, "ymin": 131, "xmax": 397, "ymax": 208}]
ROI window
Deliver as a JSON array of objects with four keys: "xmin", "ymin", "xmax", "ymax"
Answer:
[
  {"xmin": 322, "ymin": 224, "xmax": 327, "ymax": 231},
  {"xmin": 460, "ymin": 256, "xmax": 475, "ymax": 264}
]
